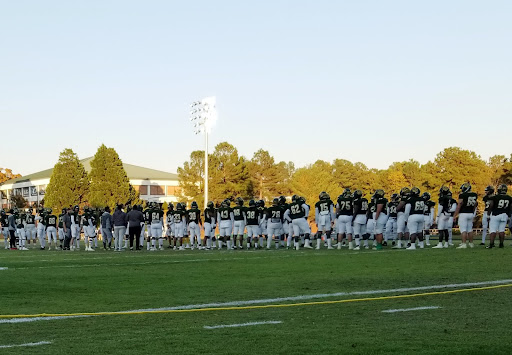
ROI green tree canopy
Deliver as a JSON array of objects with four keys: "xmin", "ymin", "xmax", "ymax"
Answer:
[
  {"xmin": 88, "ymin": 144, "xmax": 135, "ymax": 209},
  {"xmin": 45, "ymin": 148, "xmax": 89, "ymax": 212}
]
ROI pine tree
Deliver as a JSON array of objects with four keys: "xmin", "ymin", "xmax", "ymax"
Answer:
[
  {"xmin": 45, "ymin": 149, "xmax": 89, "ymax": 211},
  {"xmin": 88, "ymin": 144, "xmax": 134, "ymax": 209}
]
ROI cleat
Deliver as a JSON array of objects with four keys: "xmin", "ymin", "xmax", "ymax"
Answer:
[
  {"xmin": 468, "ymin": 243, "xmax": 474, "ymax": 248},
  {"xmin": 486, "ymin": 244, "xmax": 494, "ymax": 249},
  {"xmin": 432, "ymin": 243, "xmax": 444, "ymax": 249},
  {"xmin": 499, "ymin": 243, "xmax": 504, "ymax": 248},
  {"xmin": 480, "ymin": 242, "xmax": 485, "ymax": 246},
  {"xmin": 456, "ymin": 243, "xmax": 467, "ymax": 249},
  {"xmin": 406, "ymin": 244, "xmax": 416, "ymax": 250},
  {"xmin": 353, "ymin": 246, "xmax": 360, "ymax": 251}
]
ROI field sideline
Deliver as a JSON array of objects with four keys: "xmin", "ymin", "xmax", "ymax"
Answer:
[{"xmin": 1, "ymin": 243, "xmax": 511, "ymax": 354}]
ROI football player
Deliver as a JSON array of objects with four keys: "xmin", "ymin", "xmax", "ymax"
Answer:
[
  {"xmin": 0, "ymin": 210, "xmax": 8, "ymax": 249},
  {"xmin": 203, "ymin": 201, "xmax": 216, "ymax": 250},
  {"xmin": 45, "ymin": 208, "xmax": 58, "ymax": 250},
  {"xmin": 405, "ymin": 187, "xmax": 425, "ymax": 250},
  {"xmin": 150, "ymin": 202, "xmax": 164, "ymax": 250},
  {"xmin": 394, "ymin": 187, "xmax": 411, "ymax": 249},
  {"xmin": 278, "ymin": 196, "xmax": 289, "ymax": 249},
  {"xmin": 245, "ymin": 200, "xmax": 260, "ymax": 249},
  {"xmin": 71, "ymin": 205, "xmax": 81, "ymax": 251},
  {"xmin": 433, "ymin": 187, "xmax": 454, "ymax": 248},
  {"xmin": 171, "ymin": 203, "xmax": 186, "ymax": 250},
  {"xmin": 486, "ymin": 184, "xmax": 512, "ymax": 248},
  {"xmin": 315, "ymin": 191, "xmax": 335, "ymax": 249},
  {"xmin": 187, "ymin": 201, "xmax": 202, "ymax": 250},
  {"xmin": 352, "ymin": 190, "xmax": 368, "ymax": 251},
  {"xmin": 266, "ymin": 198, "xmax": 283, "ymax": 249},
  {"xmin": 143, "ymin": 203, "xmax": 153, "ymax": 250},
  {"xmin": 336, "ymin": 189, "xmax": 353, "ymax": 249},
  {"xmin": 257, "ymin": 200, "xmax": 267, "ymax": 248},
  {"xmin": 35, "ymin": 207, "xmax": 47, "ymax": 249},
  {"xmin": 217, "ymin": 199, "xmax": 234, "ymax": 249},
  {"xmin": 58, "ymin": 208, "xmax": 66, "ymax": 249},
  {"xmin": 24, "ymin": 208, "xmax": 36, "ymax": 248},
  {"xmin": 373, "ymin": 189, "xmax": 388, "ymax": 250},
  {"xmin": 481, "ymin": 186, "xmax": 494, "ymax": 245},
  {"xmin": 454, "ymin": 182, "xmax": 478, "ymax": 249},
  {"xmin": 422, "ymin": 192, "xmax": 435, "ymax": 246},
  {"xmin": 14, "ymin": 208, "xmax": 27, "ymax": 250},
  {"xmin": 7, "ymin": 209, "xmax": 17, "ymax": 249},
  {"xmin": 385, "ymin": 193, "xmax": 399, "ymax": 245},
  {"xmin": 365, "ymin": 196, "xmax": 376, "ymax": 249},
  {"xmin": 165, "ymin": 203, "xmax": 175, "ymax": 248},
  {"xmin": 446, "ymin": 191, "xmax": 457, "ymax": 246},
  {"xmin": 284, "ymin": 195, "xmax": 311, "ymax": 250},
  {"xmin": 232, "ymin": 197, "xmax": 246, "ymax": 249}
]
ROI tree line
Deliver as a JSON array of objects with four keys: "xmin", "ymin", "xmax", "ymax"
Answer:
[
  {"xmin": 44, "ymin": 145, "xmax": 141, "ymax": 212},
  {"xmin": 178, "ymin": 143, "xmax": 512, "ymax": 215}
]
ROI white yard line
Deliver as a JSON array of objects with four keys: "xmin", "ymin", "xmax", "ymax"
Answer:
[
  {"xmin": 204, "ymin": 321, "xmax": 282, "ymax": 329},
  {"xmin": 1, "ymin": 279, "xmax": 510, "ymax": 324},
  {"xmin": 0, "ymin": 316, "xmax": 89, "ymax": 324},
  {"xmin": 0, "ymin": 267, "xmax": 7, "ymax": 271},
  {"xmin": 382, "ymin": 306, "xmax": 441, "ymax": 313},
  {"xmin": 0, "ymin": 341, "xmax": 52, "ymax": 348}
]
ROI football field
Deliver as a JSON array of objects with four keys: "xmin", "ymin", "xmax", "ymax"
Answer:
[{"xmin": 1, "ymin": 241, "xmax": 512, "ymax": 354}]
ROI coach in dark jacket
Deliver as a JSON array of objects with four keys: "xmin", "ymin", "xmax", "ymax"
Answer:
[
  {"xmin": 127, "ymin": 205, "xmax": 144, "ymax": 250},
  {"xmin": 113, "ymin": 204, "xmax": 127, "ymax": 251}
]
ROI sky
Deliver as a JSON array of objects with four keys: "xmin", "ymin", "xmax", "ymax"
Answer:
[{"xmin": 1, "ymin": 0, "xmax": 511, "ymax": 176}]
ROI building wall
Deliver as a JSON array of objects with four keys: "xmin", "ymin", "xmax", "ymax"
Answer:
[{"xmin": 0, "ymin": 178, "xmax": 181, "ymax": 208}]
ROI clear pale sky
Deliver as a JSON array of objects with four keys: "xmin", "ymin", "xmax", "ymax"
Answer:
[{"xmin": 1, "ymin": 0, "xmax": 511, "ymax": 176}]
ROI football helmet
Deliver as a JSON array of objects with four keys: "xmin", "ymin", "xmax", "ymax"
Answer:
[
  {"xmin": 168, "ymin": 203, "xmax": 174, "ymax": 211},
  {"xmin": 272, "ymin": 198, "xmax": 279, "ymax": 206},
  {"xmin": 236, "ymin": 197, "xmax": 244, "ymax": 206},
  {"xmin": 279, "ymin": 196, "xmax": 286, "ymax": 205},
  {"xmin": 390, "ymin": 193, "xmax": 399, "ymax": 202},
  {"xmin": 439, "ymin": 186, "xmax": 450, "ymax": 196},
  {"xmin": 410, "ymin": 187, "xmax": 420, "ymax": 196},
  {"xmin": 74, "ymin": 205, "xmax": 79, "ymax": 211},
  {"xmin": 353, "ymin": 190, "xmax": 363, "ymax": 199},
  {"xmin": 292, "ymin": 194, "xmax": 299, "ymax": 202},
  {"xmin": 460, "ymin": 182, "xmax": 471, "ymax": 193},
  {"xmin": 249, "ymin": 199, "xmax": 256, "ymax": 207},
  {"xmin": 400, "ymin": 187, "xmax": 410, "ymax": 196},
  {"xmin": 47, "ymin": 208, "xmax": 53, "ymax": 214},
  {"xmin": 61, "ymin": 208, "xmax": 66, "ymax": 214},
  {"xmin": 422, "ymin": 192, "xmax": 431, "ymax": 201},
  {"xmin": 497, "ymin": 184, "xmax": 508, "ymax": 194},
  {"xmin": 485, "ymin": 186, "xmax": 495, "ymax": 195},
  {"xmin": 207, "ymin": 201, "xmax": 214, "ymax": 209},
  {"xmin": 191, "ymin": 201, "xmax": 198, "ymax": 209},
  {"xmin": 319, "ymin": 191, "xmax": 328, "ymax": 200},
  {"xmin": 259, "ymin": 199, "xmax": 265, "ymax": 207},
  {"xmin": 373, "ymin": 189, "xmax": 385, "ymax": 199},
  {"xmin": 342, "ymin": 188, "xmax": 351, "ymax": 198}
]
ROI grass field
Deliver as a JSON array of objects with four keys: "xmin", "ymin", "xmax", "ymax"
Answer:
[{"xmin": 1, "ymin": 238, "xmax": 512, "ymax": 354}]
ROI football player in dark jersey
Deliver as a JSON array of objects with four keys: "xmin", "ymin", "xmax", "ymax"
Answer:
[
  {"xmin": 24, "ymin": 208, "xmax": 36, "ymax": 248},
  {"xmin": 284, "ymin": 195, "xmax": 311, "ymax": 250},
  {"xmin": 373, "ymin": 190, "xmax": 388, "ymax": 250},
  {"xmin": 1, "ymin": 210, "xmax": 9, "ymax": 249},
  {"xmin": 454, "ymin": 182, "xmax": 478, "ymax": 249},
  {"xmin": 257, "ymin": 200, "xmax": 267, "ymax": 248},
  {"xmin": 405, "ymin": 187, "xmax": 425, "ymax": 250},
  {"xmin": 385, "ymin": 193, "xmax": 399, "ymax": 246},
  {"xmin": 394, "ymin": 187, "xmax": 411, "ymax": 249},
  {"xmin": 232, "ymin": 197, "xmax": 246, "ymax": 249},
  {"xmin": 203, "ymin": 201, "xmax": 216, "ymax": 250},
  {"xmin": 336, "ymin": 189, "xmax": 353, "ymax": 249},
  {"xmin": 434, "ymin": 187, "xmax": 453, "ymax": 248},
  {"xmin": 187, "ymin": 201, "xmax": 202, "ymax": 250},
  {"xmin": 481, "ymin": 186, "xmax": 494, "ymax": 245},
  {"xmin": 45, "ymin": 209, "xmax": 58, "ymax": 250},
  {"xmin": 315, "ymin": 192, "xmax": 335, "ymax": 249},
  {"xmin": 266, "ymin": 198, "xmax": 284, "ymax": 249},
  {"xmin": 245, "ymin": 200, "xmax": 260, "ymax": 249},
  {"xmin": 352, "ymin": 190, "xmax": 368, "ymax": 251},
  {"xmin": 217, "ymin": 199, "xmax": 234, "ymax": 249},
  {"xmin": 422, "ymin": 192, "xmax": 435, "ymax": 246},
  {"xmin": 487, "ymin": 184, "xmax": 512, "ymax": 248},
  {"xmin": 279, "ymin": 196, "xmax": 289, "ymax": 249}
]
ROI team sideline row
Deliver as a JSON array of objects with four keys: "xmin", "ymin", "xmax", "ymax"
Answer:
[{"xmin": 1, "ymin": 183, "xmax": 511, "ymax": 252}]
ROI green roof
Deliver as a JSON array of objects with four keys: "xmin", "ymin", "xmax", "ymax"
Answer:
[{"xmin": 0, "ymin": 157, "xmax": 178, "ymax": 186}]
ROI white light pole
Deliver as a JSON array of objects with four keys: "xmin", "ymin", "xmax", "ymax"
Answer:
[{"xmin": 190, "ymin": 96, "xmax": 217, "ymax": 208}]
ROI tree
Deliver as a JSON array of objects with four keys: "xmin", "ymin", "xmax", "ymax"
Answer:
[
  {"xmin": 248, "ymin": 149, "xmax": 290, "ymax": 200},
  {"xmin": 177, "ymin": 150, "xmax": 205, "ymax": 206},
  {"xmin": 45, "ymin": 149, "xmax": 89, "ymax": 212},
  {"xmin": 208, "ymin": 142, "xmax": 251, "ymax": 201},
  {"xmin": 0, "ymin": 168, "xmax": 21, "ymax": 184},
  {"xmin": 88, "ymin": 144, "xmax": 134, "ymax": 209},
  {"xmin": 11, "ymin": 195, "xmax": 28, "ymax": 208}
]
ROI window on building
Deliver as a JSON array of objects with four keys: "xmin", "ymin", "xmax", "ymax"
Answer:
[
  {"xmin": 138, "ymin": 185, "xmax": 148, "ymax": 195},
  {"xmin": 150, "ymin": 185, "xmax": 164, "ymax": 196},
  {"xmin": 22, "ymin": 187, "xmax": 29, "ymax": 197}
]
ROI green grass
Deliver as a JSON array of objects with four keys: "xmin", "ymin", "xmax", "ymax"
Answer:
[{"xmin": 1, "ymin": 240, "xmax": 512, "ymax": 354}]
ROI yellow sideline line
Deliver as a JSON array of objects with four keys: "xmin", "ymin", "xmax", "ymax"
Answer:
[{"xmin": 2, "ymin": 283, "xmax": 511, "ymax": 319}]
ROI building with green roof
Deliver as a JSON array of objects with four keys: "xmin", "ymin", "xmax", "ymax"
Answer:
[{"xmin": 0, "ymin": 157, "xmax": 180, "ymax": 208}]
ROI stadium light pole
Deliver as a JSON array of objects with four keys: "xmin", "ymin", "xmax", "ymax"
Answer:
[{"xmin": 190, "ymin": 96, "xmax": 217, "ymax": 208}]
